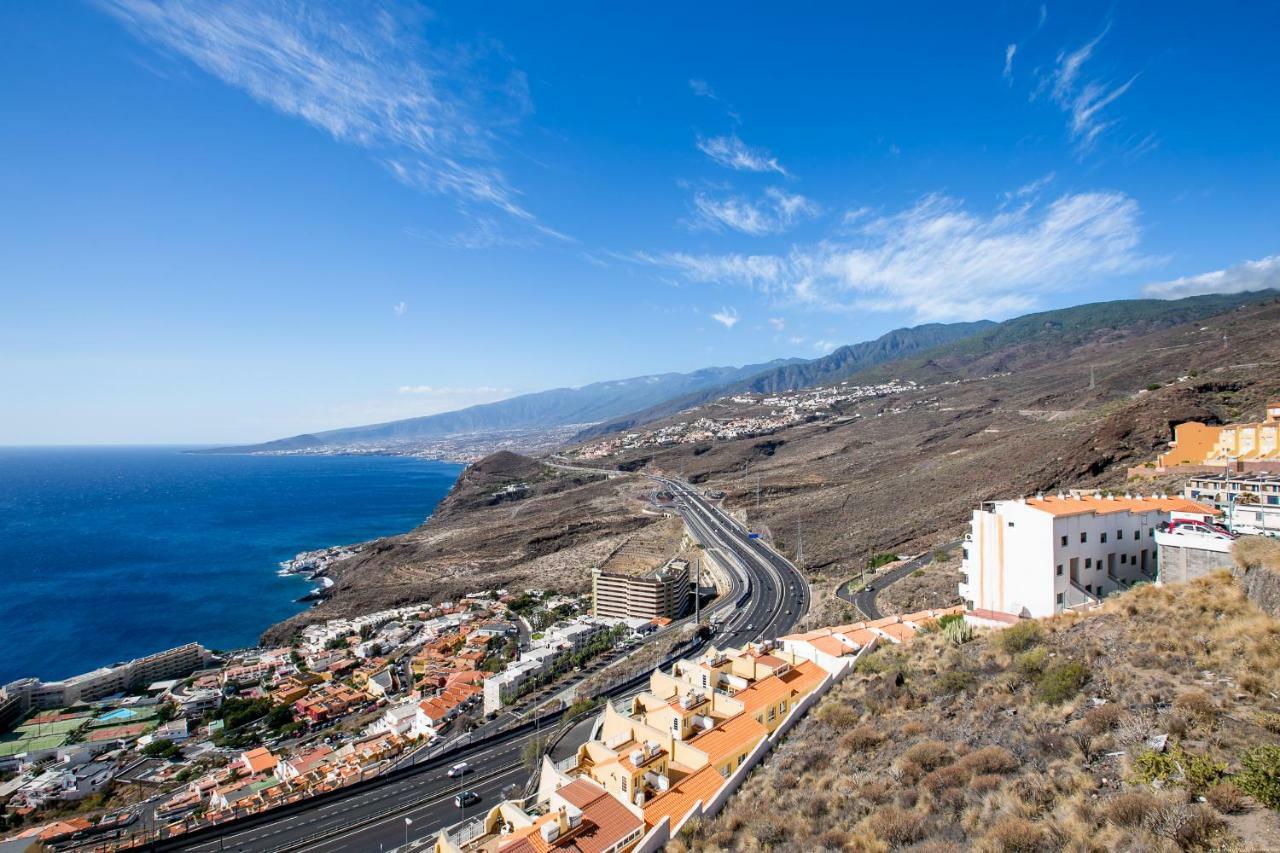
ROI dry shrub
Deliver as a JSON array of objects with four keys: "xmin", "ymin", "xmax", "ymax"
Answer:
[
  {"xmin": 840, "ymin": 723, "xmax": 884, "ymax": 753},
  {"xmin": 900, "ymin": 720, "xmax": 928, "ymax": 738},
  {"xmin": 1011, "ymin": 774, "xmax": 1056, "ymax": 815},
  {"xmin": 1255, "ymin": 710, "xmax": 1280, "ymax": 733},
  {"xmin": 1103, "ymin": 790, "xmax": 1156, "ymax": 827},
  {"xmin": 818, "ymin": 701, "xmax": 860, "ymax": 729},
  {"xmin": 865, "ymin": 805, "xmax": 927, "ymax": 846},
  {"xmin": 997, "ymin": 620, "xmax": 1043, "ymax": 655},
  {"xmin": 1146, "ymin": 802, "xmax": 1225, "ymax": 850},
  {"xmin": 921, "ymin": 763, "xmax": 970, "ymax": 793},
  {"xmin": 1204, "ymin": 781, "xmax": 1249, "ymax": 815},
  {"xmin": 971, "ymin": 773, "xmax": 1004, "ymax": 792},
  {"xmin": 1082, "ymin": 702, "xmax": 1123, "ymax": 735},
  {"xmin": 903, "ymin": 740, "xmax": 953, "ymax": 771},
  {"xmin": 957, "ymin": 745, "xmax": 1018, "ymax": 775},
  {"xmin": 816, "ymin": 828, "xmax": 849, "ymax": 849},
  {"xmin": 1239, "ymin": 672, "xmax": 1267, "ymax": 695},
  {"xmin": 985, "ymin": 816, "xmax": 1044, "ymax": 852},
  {"xmin": 1173, "ymin": 689, "xmax": 1218, "ymax": 726}
]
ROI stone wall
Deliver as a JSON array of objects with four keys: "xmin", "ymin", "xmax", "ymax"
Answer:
[{"xmin": 1232, "ymin": 537, "xmax": 1280, "ymax": 618}]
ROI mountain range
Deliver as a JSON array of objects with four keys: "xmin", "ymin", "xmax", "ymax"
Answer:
[{"xmin": 208, "ymin": 290, "xmax": 1275, "ymax": 455}]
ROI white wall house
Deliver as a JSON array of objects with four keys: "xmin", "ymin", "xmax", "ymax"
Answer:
[{"xmin": 959, "ymin": 494, "xmax": 1217, "ymax": 618}]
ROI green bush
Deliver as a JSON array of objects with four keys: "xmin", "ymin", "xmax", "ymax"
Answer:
[
  {"xmin": 1013, "ymin": 647, "xmax": 1049, "ymax": 681},
  {"xmin": 937, "ymin": 613, "xmax": 965, "ymax": 630},
  {"xmin": 1183, "ymin": 751, "xmax": 1228, "ymax": 793},
  {"xmin": 936, "ymin": 669, "xmax": 975, "ymax": 694},
  {"xmin": 866, "ymin": 553, "xmax": 897, "ymax": 570},
  {"xmin": 998, "ymin": 620, "xmax": 1043, "ymax": 655},
  {"xmin": 1237, "ymin": 745, "xmax": 1280, "ymax": 810},
  {"xmin": 942, "ymin": 619, "xmax": 974, "ymax": 646},
  {"xmin": 1036, "ymin": 659, "xmax": 1089, "ymax": 704}
]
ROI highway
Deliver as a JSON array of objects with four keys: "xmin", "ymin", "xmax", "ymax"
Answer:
[{"xmin": 149, "ymin": 476, "xmax": 807, "ymax": 853}]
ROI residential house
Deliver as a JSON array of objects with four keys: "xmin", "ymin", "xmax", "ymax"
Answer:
[{"xmin": 958, "ymin": 493, "xmax": 1218, "ymax": 618}]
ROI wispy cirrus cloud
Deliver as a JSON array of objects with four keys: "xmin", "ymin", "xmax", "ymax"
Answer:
[
  {"xmin": 709, "ymin": 307, "xmax": 740, "ymax": 329},
  {"xmin": 1003, "ymin": 43, "xmax": 1017, "ymax": 82},
  {"xmin": 1143, "ymin": 255, "xmax": 1280, "ymax": 299},
  {"xmin": 96, "ymin": 0, "xmax": 559, "ymax": 234},
  {"xmin": 696, "ymin": 134, "xmax": 789, "ymax": 176},
  {"xmin": 397, "ymin": 384, "xmax": 511, "ymax": 396},
  {"xmin": 1042, "ymin": 26, "xmax": 1139, "ymax": 152},
  {"xmin": 393, "ymin": 301, "xmax": 408, "ymax": 316},
  {"xmin": 690, "ymin": 187, "xmax": 819, "ymax": 236},
  {"xmin": 634, "ymin": 188, "xmax": 1152, "ymax": 321}
]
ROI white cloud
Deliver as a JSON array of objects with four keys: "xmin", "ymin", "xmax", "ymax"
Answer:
[
  {"xmin": 710, "ymin": 307, "xmax": 740, "ymax": 328},
  {"xmin": 1003, "ymin": 172, "xmax": 1055, "ymax": 204},
  {"xmin": 393, "ymin": 301, "xmax": 407, "ymax": 316},
  {"xmin": 768, "ymin": 317, "xmax": 786, "ymax": 331},
  {"xmin": 696, "ymin": 134, "xmax": 788, "ymax": 175},
  {"xmin": 813, "ymin": 340, "xmax": 838, "ymax": 354},
  {"xmin": 1043, "ymin": 27, "xmax": 1138, "ymax": 152},
  {"xmin": 397, "ymin": 385, "xmax": 511, "ymax": 396},
  {"xmin": 689, "ymin": 79, "xmax": 715, "ymax": 99},
  {"xmin": 1004, "ymin": 43, "xmax": 1017, "ymax": 82},
  {"xmin": 638, "ymin": 188, "xmax": 1151, "ymax": 321},
  {"xmin": 1143, "ymin": 255, "xmax": 1280, "ymax": 299},
  {"xmin": 97, "ymin": 0, "xmax": 553, "ymax": 230},
  {"xmin": 690, "ymin": 186, "xmax": 818, "ymax": 236}
]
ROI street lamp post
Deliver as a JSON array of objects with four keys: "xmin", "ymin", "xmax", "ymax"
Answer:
[{"xmin": 404, "ymin": 816, "xmax": 412, "ymax": 848}]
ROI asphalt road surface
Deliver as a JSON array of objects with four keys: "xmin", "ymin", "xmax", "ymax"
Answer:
[{"xmin": 837, "ymin": 543, "xmax": 959, "ymax": 620}]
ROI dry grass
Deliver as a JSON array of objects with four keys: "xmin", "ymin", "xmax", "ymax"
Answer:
[{"xmin": 686, "ymin": 575, "xmax": 1280, "ymax": 851}]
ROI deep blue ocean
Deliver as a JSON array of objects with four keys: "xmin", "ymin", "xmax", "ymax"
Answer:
[{"xmin": 0, "ymin": 447, "xmax": 462, "ymax": 684}]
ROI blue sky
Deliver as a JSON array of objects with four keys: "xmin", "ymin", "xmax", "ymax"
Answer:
[{"xmin": 2, "ymin": 1, "xmax": 1278, "ymax": 443}]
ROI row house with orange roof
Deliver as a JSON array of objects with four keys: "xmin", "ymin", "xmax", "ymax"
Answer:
[
  {"xmin": 431, "ymin": 776, "xmax": 644, "ymax": 853},
  {"xmin": 780, "ymin": 607, "xmax": 964, "ymax": 673},
  {"xmin": 293, "ymin": 682, "xmax": 363, "ymax": 724},
  {"xmin": 555, "ymin": 642, "xmax": 826, "ymax": 813},
  {"xmin": 960, "ymin": 492, "xmax": 1219, "ymax": 617}
]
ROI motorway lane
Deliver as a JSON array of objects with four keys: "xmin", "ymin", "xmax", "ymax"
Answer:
[{"xmin": 176, "ymin": 731, "xmax": 540, "ymax": 853}]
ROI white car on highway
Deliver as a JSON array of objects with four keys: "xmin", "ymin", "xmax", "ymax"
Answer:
[{"xmin": 447, "ymin": 761, "xmax": 472, "ymax": 778}]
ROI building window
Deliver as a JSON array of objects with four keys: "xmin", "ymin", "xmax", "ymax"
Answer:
[
  {"xmin": 1149, "ymin": 529, "xmax": 1155, "ymax": 538},
  {"xmin": 1056, "ymin": 592, "xmax": 1064, "ymax": 605},
  {"xmin": 1100, "ymin": 532, "xmax": 1108, "ymax": 543},
  {"xmin": 1085, "ymin": 558, "xmax": 1093, "ymax": 569},
  {"xmin": 621, "ymin": 777, "xmax": 628, "ymax": 792},
  {"xmin": 1120, "ymin": 554, "xmax": 1127, "ymax": 564},
  {"xmin": 1080, "ymin": 532, "xmax": 1088, "ymax": 543},
  {"xmin": 1117, "ymin": 530, "xmax": 1124, "ymax": 540},
  {"xmin": 1056, "ymin": 564, "xmax": 1063, "ymax": 576},
  {"xmin": 1061, "ymin": 535, "xmax": 1068, "ymax": 547},
  {"xmin": 1008, "ymin": 521, "xmax": 1016, "ymax": 528},
  {"xmin": 721, "ymin": 766, "xmax": 730, "ymax": 779}
]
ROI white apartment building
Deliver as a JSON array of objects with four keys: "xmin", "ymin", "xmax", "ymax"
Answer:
[{"xmin": 959, "ymin": 493, "xmax": 1217, "ymax": 618}]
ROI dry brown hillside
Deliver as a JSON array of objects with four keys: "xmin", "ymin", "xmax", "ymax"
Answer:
[
  {"xmin": 576, "ymin": 300, "xmax": 1280, "ymax": 592},
  {"xmin": 260, "ymin": 455, "xmax": 670, "ymax": 644},
  {"xmin": 680, "ymin": 575, "xmax": 1280, "ymax": 852}
]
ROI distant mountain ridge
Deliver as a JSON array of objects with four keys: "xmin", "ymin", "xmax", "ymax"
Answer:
[
  {"xmin": 202, "ymin": 358, "xmax": 806, "ymax": 454},
  {"xmin": 572, "ymin": 320, "xmax": 996, "ymax": 439}
]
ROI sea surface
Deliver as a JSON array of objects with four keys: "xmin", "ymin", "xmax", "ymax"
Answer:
[{"xmin": 0, "ymin": 447, "xmax": 462, "ymax": 684}]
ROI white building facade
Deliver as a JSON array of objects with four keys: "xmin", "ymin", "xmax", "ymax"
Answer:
[{"xmin": 959, "ymin": 494, "xmax": 1217, "ymax": 618}]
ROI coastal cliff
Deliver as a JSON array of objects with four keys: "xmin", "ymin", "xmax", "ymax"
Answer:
[{"xmin": 259, "ymin": 452, "xmax": 672, "ymax": 645}]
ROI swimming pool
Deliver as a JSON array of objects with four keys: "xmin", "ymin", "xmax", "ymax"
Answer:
[{"xmin": 96, "ymin": 708, "xmax": 137, "ymax": 722}]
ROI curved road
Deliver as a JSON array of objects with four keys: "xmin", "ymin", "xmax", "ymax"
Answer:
[
  {"xmin": 147, "ymin": 477, "xmax": 805, "ymax": 853},
  {"xmin": 837, "ymin": 542, "xmax": 959, "ymax": 620}
]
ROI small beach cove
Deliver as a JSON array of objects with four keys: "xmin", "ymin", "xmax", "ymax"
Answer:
[{"xmin": 0, "ymin": 447, "xmax": 462, "ymax": 684}]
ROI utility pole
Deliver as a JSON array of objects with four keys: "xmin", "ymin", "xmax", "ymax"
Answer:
[
  {"xmin": 795, "ymin": 521, "xmax": 804, "ymax": 568},
  {"xmin": 1088, "ymin": 365, "xmax": 1096, "ymax": 390},
  {"xmin": 755, "ymin": 474, "xmax": 761, "ymax": 513}
]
